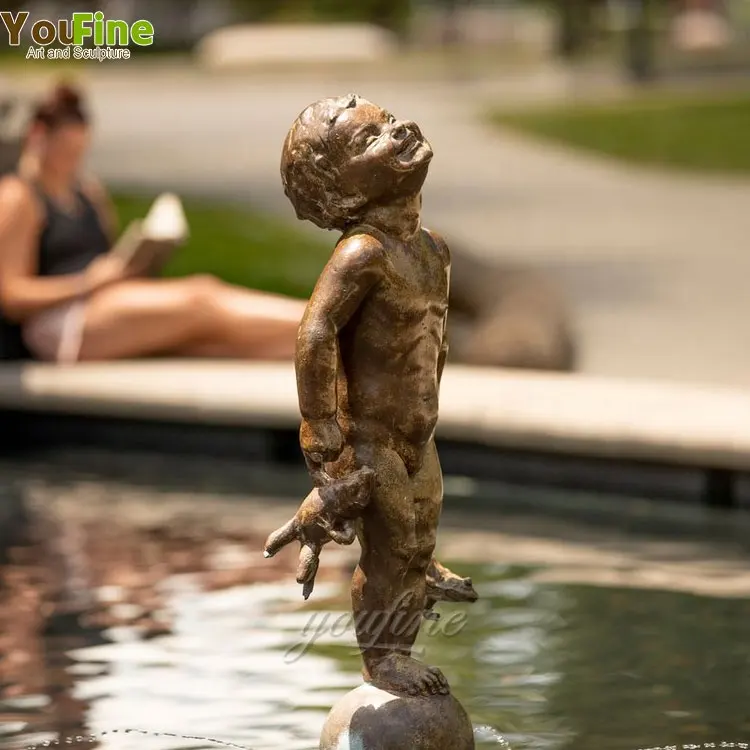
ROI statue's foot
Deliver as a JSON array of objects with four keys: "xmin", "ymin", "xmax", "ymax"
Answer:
[{"xmin": 367, "ymin": 653, "xmax": 449, "ymax": 697}]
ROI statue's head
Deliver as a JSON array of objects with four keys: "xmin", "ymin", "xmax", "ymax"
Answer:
[{"xmin": 280, "ymin": 94, "xmax": 433, "ymax": 232}]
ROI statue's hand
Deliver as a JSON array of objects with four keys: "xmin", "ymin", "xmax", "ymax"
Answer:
[
  {"xmin": 262, "ymin": 505, "xmax": 357, "ymax": 601},
  {"xmin": 263, "ymin": 467, "xmax": 373, "ymax": 559},
  {"xmin": 263, "ymin": 466, "xmax": 375, "ymax": 599},
  {"xmin": 262, "ymin": 508, "xmax": 327, "ymax": 600},
  {"xmin": 291, "ymin": 520, "xmax": 357, "ymax": 600},
  {"xmin": 300, "ymin": 417, "xmax": 343, "ymax": 481}
]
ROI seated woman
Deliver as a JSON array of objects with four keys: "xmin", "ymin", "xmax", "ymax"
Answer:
[{"xmin": 0, "ymin": 83, "xmax": 306, "ymax": 363}]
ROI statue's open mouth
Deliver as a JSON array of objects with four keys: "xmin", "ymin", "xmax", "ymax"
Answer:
[
  {"xmin": 398, "ymin": 135, "xmax": 421, "ymax": 159},
  {"xmin": 396, "ymin": 134, "xmax": 432, "ymax": 168}
]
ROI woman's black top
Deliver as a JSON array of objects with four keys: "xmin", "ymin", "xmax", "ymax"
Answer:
[{"xmin": 35, "ymin": 185, "xmax": 110, "ymax": 276}]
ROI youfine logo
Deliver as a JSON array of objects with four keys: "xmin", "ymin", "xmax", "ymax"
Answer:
[{"xmin": 0, "ymin": 10, "xmax": 155, "ymax": 61}]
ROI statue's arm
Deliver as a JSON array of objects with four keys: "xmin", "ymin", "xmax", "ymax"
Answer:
[
  {"xmin": 426, "ymin": 227, "xmax": 451, "ymax": 387},
  {"xmin": 296, "ymin": 235, "xmax": 385, "ymax": 421},
  {"xmin": 437, "ymin": 333, "xmax": 449, "ymax": 386}
]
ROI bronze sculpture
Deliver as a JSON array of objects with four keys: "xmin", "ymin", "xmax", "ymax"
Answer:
[{"xmin": 265, "ymin": 94, "xmax": 477, "ymax": 749}]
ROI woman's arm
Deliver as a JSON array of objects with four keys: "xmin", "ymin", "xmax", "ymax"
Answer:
[{"xmin": 0, "ymin": 178, "xmax": 121, "ymax": 322}]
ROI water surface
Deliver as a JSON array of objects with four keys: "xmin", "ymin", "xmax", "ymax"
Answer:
[{"xmin": 1, "ymin": 450, "xmax": 749, "ymax": 750}]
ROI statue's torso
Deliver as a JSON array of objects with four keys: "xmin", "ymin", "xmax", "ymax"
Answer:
[{"xmin": 338, "ymin": 228, "xmax": 449, "ymax": 453}]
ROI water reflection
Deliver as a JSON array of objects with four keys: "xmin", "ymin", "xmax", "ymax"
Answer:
[
  {"xmin": 0, "ymin": 454, "xmax": 749, "ymax": 750},
  {"xmin": 0, "ymin": 481, "xmax": 101, "ymax": 750},
  {"xmin": 0, "ymin": 474, "xmax": 354, "ymax": 750}
]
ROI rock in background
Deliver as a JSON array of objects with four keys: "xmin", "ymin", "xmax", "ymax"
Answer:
[{"xmin": 448, "ymin": 245, "xmax": 576, "ymax": 372}]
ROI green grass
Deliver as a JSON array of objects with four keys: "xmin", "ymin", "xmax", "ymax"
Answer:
[
  {"xmin": 491, "ymin": 91, "xmax": 750, "ymax": 175},
  {"xmin": 112, "ymin": 194, "xmax": 330, "ymax": 299}
]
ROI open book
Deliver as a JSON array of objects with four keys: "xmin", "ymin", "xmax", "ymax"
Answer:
[{"xmin": 109, "ymin": 193, "xmax": 189, "ymax": 276}]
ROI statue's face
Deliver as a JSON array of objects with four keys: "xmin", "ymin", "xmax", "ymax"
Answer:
[{"xmin": 326, "ymin": 97, "xmax": 433, "ymax": 204}]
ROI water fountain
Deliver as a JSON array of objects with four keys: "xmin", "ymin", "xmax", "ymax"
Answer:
[{"xmin": 264, "ymin": 93, "xmax": 479, "ymax": 750}]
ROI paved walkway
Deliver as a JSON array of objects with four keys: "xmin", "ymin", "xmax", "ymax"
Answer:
[{"xmin": 16, "ymin": 63, "xmax": 750, "ymax": 387}]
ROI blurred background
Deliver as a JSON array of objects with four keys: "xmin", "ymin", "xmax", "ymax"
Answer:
[
  {"xmin": 2, "ymin": 3, "xmax": 750, "ymax": 750},
  {"xmin": 2, "ymin": 0, "xmax": 750, "ymax": 382}
]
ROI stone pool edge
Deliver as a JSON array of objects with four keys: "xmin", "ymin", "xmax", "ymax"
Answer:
[{"xmin": 1, "ymin": 360, "xmax": 749, "ymax": 507}]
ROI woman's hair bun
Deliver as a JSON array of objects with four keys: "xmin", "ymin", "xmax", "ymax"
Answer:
[
  {"xmin": 29, "ymin": 79, "xmax": 88, "ymax": 129},
  {"xmin": 51, "ymin": 82, "xmax": 83, "ymax": 111}
]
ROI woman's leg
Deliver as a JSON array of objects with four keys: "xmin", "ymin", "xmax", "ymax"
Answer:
[
  {"xmin": 177, "ymin": 278, "xmax": 306, "ymax": 358},
  {"xmin": 78, "ymin": 274, "xmax": 306, "ymax": 361}
]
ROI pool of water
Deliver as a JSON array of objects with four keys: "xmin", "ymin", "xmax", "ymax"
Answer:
[{"xmin": 1, "ymin": 449, "xmax": 750, "ymax": 750}]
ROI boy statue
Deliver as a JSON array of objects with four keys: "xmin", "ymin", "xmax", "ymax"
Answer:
[{"xmin": 264, "ymin": 94, "xmax": 477, "ymax": 701}]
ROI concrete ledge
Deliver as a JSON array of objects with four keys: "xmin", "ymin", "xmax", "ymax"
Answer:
[
  {"xmin": 195, "ymin": 24, "xmax": 398, "ymax": 70},
  {"xmin": 2, "ymin": 361, "xmax": 750, "ymax": 472}
]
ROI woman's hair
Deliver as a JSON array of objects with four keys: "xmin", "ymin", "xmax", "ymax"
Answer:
[{"xmin": 28, "ymin": 81, "xmax": 88, "ymax": 131}]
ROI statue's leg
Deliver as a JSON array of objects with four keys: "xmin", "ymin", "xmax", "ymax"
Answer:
[
  {"xmin": 350, "ymin": 441, "xmax": 448, "ymax": 697},
  {"xmin": 412, "ymin": 439, "xmax": 443, "ymax": 605},
  {"xmin": 415, "ymin": 442, "xmax": 478, "ymax": 610}
]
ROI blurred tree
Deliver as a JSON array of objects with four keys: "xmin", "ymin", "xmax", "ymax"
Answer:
[
  {"xmin": 436, "ymin": 0, "xmax": 462, "ymax": 47},
  {"xmin": 347, "ymin": 0, "xmax": 412, "ymax": 35},
  {"xmin": 552, "ymin": 0, "xmax": 659, "ymax": 75},
  {"xmin": 230, "ymin": 0, "xmax": 286, "ymax": 21},
  {"xmin": 624, "ymin": 0, "xmax": 656, "ymax": 82},
  {"xmin": 230, "ymin": 0, "xmax": 411, "ymax": 34},
  {"xmin": 555, "ymin": 0, "xmax": 591, "ymax": 57}
]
